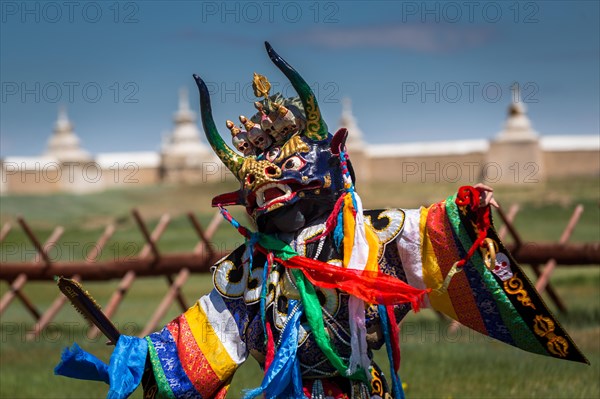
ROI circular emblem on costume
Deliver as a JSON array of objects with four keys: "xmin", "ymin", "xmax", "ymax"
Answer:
[
  {"xmin": 244, "ymin": 266, "xmax": 264, "ymax": 304},
  {"xmin": 213, "ymin": 259, "xmax": 246, "ymax": 298},
  {"xmin": 213, "ymin": 252, "xmax": 264, "ymax": 304},
  {"xmin": 364, "ymin": 209, "xmax": 405, "ymax": 260}
]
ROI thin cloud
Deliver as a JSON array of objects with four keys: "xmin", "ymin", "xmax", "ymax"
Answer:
[{"xmin": 285, "ymin": 24, "xmax": 494, "ymax": 54}]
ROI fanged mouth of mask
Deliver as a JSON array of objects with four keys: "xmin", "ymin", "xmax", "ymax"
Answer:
[
  {"xmin": 251, "ymin": 180, "xmax": 323, "ymax": 212},
  {"xmin": 255, "ymin": 182, "xmax": 294, "ymax": 209}
]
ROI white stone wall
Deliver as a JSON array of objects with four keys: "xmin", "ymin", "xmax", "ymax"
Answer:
[{"xmin": 1, "ymin": 135, "xmax": 598, "ymax": 195}]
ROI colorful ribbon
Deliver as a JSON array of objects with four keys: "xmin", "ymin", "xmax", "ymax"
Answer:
[
  {"xmin": 243, "ymin": 300, "xmax": 304, "ymax": 399},
  {"xmin": 379, "ymin": 305, "xmax": 405, "ymax": 399},
  {"xmin": 55, "ymin": 336, "xmax": 148, "ymax": 399},
  {"xmin": 217, "ymin": 205, "xmax": 430, "ymax": 386}
]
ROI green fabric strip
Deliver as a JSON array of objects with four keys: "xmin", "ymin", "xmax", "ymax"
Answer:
[
  {"xmin": 258, "ymin": 234, "xmax": 298, "ymax": 260},
  {"xmin": 145, "ymin": 336, "xmax": 176, "ymax": 399},
  {"xmin": 291, "ymin": 269, "xmax": 367, "ymax": 383},
  {"xmin": 258, "ymin": 232, "xmax": 368, "ymax": 380},
  {"xmin": 445, "ymin": 195, "xmax": 547, "ymax": 355}
]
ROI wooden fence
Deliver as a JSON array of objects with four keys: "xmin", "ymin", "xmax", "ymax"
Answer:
[{"xmin": 1, "ymin": 204, "xmax": 598, "ymax": 338}]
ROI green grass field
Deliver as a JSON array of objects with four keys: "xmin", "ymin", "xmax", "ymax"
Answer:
[{"xmin": 1, "ymin": 178, "xmax": 599, "ymax": 398}]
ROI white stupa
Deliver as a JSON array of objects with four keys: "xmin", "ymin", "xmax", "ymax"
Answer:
[
  {"xmin": 495, "ymin": 84, "xmax": 538, "ymax": 141},
  {"xmin": 161, "ymin": 88, "xmax": 210, "ymax": 162},
  {"xmin": 45, "ymin": 106, "xmax": 91, "ymax": 162},
  {"xmin": 486, "ymin": 84, "xmax": 545, "ymax": 184},
  {"xmin": 338, "ymin": 98, "xmax": 366, "ymax": 151}
]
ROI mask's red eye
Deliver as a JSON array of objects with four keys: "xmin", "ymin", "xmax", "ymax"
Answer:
[{"xmin": 282, "ymin": 156, "xmax": 305, "ymax": 171}]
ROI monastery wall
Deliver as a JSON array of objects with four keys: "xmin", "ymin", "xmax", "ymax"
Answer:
[
  {"xmin": 544, "ymin": 151, "xmax": 600, "ymax": 178},
  {"xmin": 2, "ymin": 95, "xmax": 598, "ymax": 196},
  {"xmin": 541, "ymin": 136, "xmax": 600, "ymax": 178},
  {"xmin": 2, "ymin": 145, "xmax": 598, "ymax": 196},
  {"xmin": 367, "ymin": 152, "xmax": 487, "ymax": 184}
]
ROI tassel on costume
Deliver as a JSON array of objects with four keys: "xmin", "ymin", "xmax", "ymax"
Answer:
[
  {"xmin": 339, "ymin": 150, "xmax": 376, "ymax": 379},
  {"xmin": 342, "ymin": 192, "xmax": 372, "ymax": 378},
  {"xmin": 379, "ymin": 304, "xmax": 405, "ymax": 399},
  {"xmin": 265, "ymin": 321, "xmax": 275, "ymax": 372}
]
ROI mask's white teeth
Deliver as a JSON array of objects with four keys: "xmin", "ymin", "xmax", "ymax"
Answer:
[
  {"xmin": 256, "ymin": 188, "xmax": 265, "ymax": 207},
  {"xmin": 253, "ymin": 183, "xmax": 294, "ymax": 209}
]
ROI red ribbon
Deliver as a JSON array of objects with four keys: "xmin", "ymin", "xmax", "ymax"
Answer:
[
  {"xmin": 264, "ymin": 320, "xmax": 275, "ymax": 372},
  {"xmin": 276, "ymin": 253, "xmax": 430, "ymax": 311},
  {"xmin": 305, "ymin": 193, "xmax": 346, "ymax": 244},
  {"xmin": 455, "ymin": 186, "xmax": 491, "ymax": 268},
  {"xmin": 386, "ymin": 305, "xmax": 401, "ymax": 371}
]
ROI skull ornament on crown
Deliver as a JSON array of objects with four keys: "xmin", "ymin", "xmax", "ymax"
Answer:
[
  {"xmin": 270, "ymin": 103, "xmax": 301, "ymax": 142},
  {"xmin": 227, "ymin": 120, "xmax": 255, "ymax": 156},
  {"xmin": 254, "ymin": 102, "xmax": 277, "ymax": 141},
  {"xmin": 239, "ymin": 115, "xmax": 273, "ymax": 151}
]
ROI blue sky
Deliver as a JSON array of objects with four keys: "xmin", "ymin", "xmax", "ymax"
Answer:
[{"xmin": 1, "ymin": 1, "xmax": 598, "ymax": 157}]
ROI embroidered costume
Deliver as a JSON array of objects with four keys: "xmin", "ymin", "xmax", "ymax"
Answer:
[{"xmin": 55, "ymin": 42, "xmax": 588, "ymax": 399}]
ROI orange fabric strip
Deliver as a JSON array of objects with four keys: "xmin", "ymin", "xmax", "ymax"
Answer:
[{"xmin": 166, "ymin": 315, "xmax": 222, "ymax": 398}]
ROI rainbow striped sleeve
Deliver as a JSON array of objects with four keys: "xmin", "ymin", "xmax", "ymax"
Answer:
[
  {"xmin": 145, "ymin": 290, "xmax": 249, "ymax": 398},
  {"xmin": 396, "ymin": 196, "xmax": 588, "ymax": 364}
]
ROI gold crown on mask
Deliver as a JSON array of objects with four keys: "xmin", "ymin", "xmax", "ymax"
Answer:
[{"xmin": 228, "ymin": 73, "xmax": 306, "ymax": 156}]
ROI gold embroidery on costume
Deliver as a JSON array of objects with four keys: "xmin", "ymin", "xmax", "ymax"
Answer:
[
  {"xmin": 503, "ymin": 276, "xmax": 536, "ymax": 309},
  {"xmin": 323, "ymin": 173, "xmax": 332, "ymax": 188},
  {"xmin": 480, "ymin": 237, "xmax": 498, "ymax": 271},
  {"xmin": 281, "ymin": 269, "xmax": 301, "ymax": 300},
  {"xmin": 533, "ymin": 315, "xmax": 569, "ymax": 358},
  {"xmin": 370, "ymin": 366, "xmax": 384, "ymax": 396}
]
